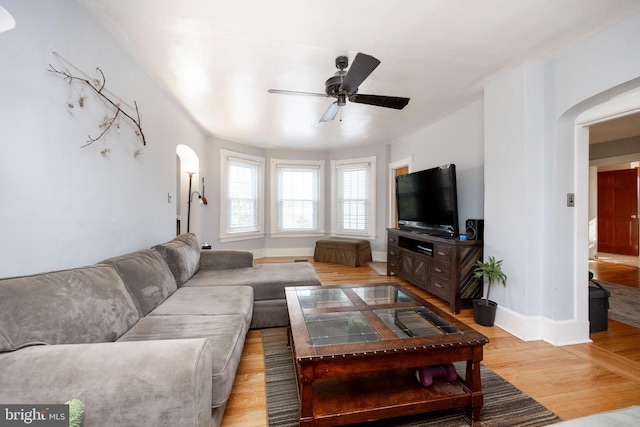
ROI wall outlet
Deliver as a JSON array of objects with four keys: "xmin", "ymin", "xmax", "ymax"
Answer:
[
  {"xmin": 567, "ymin": 193, "xmax": 575, "ymax": 207},
  {"xmin": 168, "ymin": 193, "xmax": 172, "ymax": 203}
]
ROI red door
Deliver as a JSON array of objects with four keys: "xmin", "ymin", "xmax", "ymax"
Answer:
[{"xmin": 598, "ymin": 168, "xmax": 639, "ymax": 256}]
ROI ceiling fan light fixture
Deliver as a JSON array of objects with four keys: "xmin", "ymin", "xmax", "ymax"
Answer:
[
  {"xmin": 320, "ymin": 102, "xmax": 340, "ymax": 123},
  {"xmin": 0, "ymin": 6, "xmax": 16, "ymax": 33},
  {"xmin": 269, "ymin": 52, "xmax": 410, "ymax": 123}
]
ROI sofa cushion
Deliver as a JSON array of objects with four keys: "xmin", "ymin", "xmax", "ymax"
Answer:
[
  {"xmin": 185, "ymin": 262, "xmax": 321, "ymax": 301},
  {"xmin": 0, "ymin": 339, "xmax": 212, "ymax": 427},
  {"xmin": 100, "ymin": 249, "xmax": 177, "ymax": 316},
  {"xmin": 154, "ymin": 234, "xmax": 201, "ymax": 287},
  {"xmin": 174, "ymin": 232, "xmax": 201, "ymax": 252},
  {"xmin": 250, "ymin": 299, "xmax": 290, "ymax": 329},
  {"xmin": 117, "ymin": 314, "xmax": 246, "ymax": 408},
  {"xmin": 0, "ymin": 332, "xmax": 11, "ymax": 352},
  {"xmin": 149, "ymin": 286, "xmax": 253, "ymax": 329},
  {"xmin": 0, "ymin": 265, "xmax": 139, "ymax": 352},
  {"xmin": 199, "ymin": 250, "xmax": 254, "ymax": 270}
]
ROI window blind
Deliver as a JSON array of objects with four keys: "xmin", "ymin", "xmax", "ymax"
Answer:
[
  {"xmin": 335, "ymin": 162, "xmax": 370, "ymax": 234},
  {"xmin": 227, "ymin": 159, "xmax": 259, "ymax": 233},
  {"xmin": 276, "ymin": 165, "xmax": 319, "ymax": 232}
]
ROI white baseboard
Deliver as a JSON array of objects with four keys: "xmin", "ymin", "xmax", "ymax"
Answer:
[
  {"xmin": 262, "ymin": 247, "xmax": 315, "ymax": 258},
  {"xmin": 250, "ymin": 248, "xmax": 266, "ymax": 259},
  {"xmin": 541, "ymin": 318, "xmax": 592, "ymax": 346},
  {"xmin": 495, "ymin": 304, "xmax": 591, "ymax": 346}
]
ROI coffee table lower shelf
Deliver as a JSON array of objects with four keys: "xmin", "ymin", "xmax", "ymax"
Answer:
[{"xmin": 299, "ymin": 367, "xmax": 478, "ymax": 426}]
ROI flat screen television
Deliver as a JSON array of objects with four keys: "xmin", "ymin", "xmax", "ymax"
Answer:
[{"xmin": 395, "ymin": 164, "xmax": 459, "ymax": 238}]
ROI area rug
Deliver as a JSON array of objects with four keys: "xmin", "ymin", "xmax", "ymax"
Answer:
[
  {"xmin": 262, "ymin": 328, "xmax": 562, "ymax": 426},
  {"xmin": 592, "ymin": 280, "xmax": 640, "ymax": 328},
  {"xmin": 368, "ymin": 261, "xmax": 387, "ymax": 275}
]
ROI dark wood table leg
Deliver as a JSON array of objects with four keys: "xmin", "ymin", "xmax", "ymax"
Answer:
[
  {"xmin": 299, "ymin": 364, "xmax": 316, "ymax": 426},
  {"xmin": 464, "ymin": 346, "xmax": 484, "ymax": 425}
]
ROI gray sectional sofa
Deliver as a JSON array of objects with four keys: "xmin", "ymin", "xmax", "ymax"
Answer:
[{"xmin": 0, "ymin": 233, "xmax": 321, "ymax": 426}]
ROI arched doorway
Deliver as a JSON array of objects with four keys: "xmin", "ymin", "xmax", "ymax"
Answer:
[
  {"xmin": 577, "ymin": 88, "xmax": 640, "ymax": 256},
  {"xmin": 571, "ymin": 85, "xmax": 640, "ymax": 334}
]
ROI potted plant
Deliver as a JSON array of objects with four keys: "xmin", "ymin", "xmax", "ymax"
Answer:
[{"xmin": 472, "ymin": 256, "xmax": 507, "ymax": 326}]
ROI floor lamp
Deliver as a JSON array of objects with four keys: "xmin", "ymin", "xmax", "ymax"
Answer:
[{"xmin": 186, "ymin": 172, "xmax": 208, "ymax": 233}]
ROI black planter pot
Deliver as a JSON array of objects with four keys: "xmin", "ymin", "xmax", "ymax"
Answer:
[{"xmin": 473, "ymin": 299, "xmax": 498, "ymax": 326}]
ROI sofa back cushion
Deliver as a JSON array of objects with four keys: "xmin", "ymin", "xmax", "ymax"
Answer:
[
  {"xmin": 0, "ymin": 265, "xmax": 139, "ymax": 352},
  {"xmin": 153, "ymin": 233, "xmax": 201, "ymax": 287},
  {"xmin": 100, "ymin": 249, "xmax": 178, "ymax": 316}
]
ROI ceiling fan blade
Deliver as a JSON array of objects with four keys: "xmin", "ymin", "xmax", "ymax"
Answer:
[
  {"xmin": 319, "ymin": 102, "xmax": 340, "ymax": 123},
  {"xmin": 267, "ymin": 89, "xmax": 328, "ymax": 97},
  {"xmin": 349, "ymin": 94, "xmax": 410, "ymax": 110},
  {"xmin": 340, "ymin": 53, "xmax": 381, "ymax": 93}
]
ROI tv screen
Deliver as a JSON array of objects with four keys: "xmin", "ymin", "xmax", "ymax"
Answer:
[{"xmin": 396, "ymin": 164, "xmax": 459, "ymax": 238}]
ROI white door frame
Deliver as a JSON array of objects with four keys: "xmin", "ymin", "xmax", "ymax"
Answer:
[{"xmin": 387, "ymin": 156, "xmax": 413, "ymax": 228}]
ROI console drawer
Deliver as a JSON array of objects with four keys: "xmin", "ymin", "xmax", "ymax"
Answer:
[
  {"xmin": 435, "ymin": 245, "xmax": 452, "ymax": 262},
  {"xmin": 426, "ymin": 275, "xmax": 451, "ymax": 300},
  {"xmin": 387, "ymin": 247, "xmax": 400, "ymax": 274},
  {"xmin": 431, "ymin": 261, "xmax": 451, "ymax": 277},
  {"xmin": 388, "ymin": 247, "xmax": 400, "ymax": 260}
]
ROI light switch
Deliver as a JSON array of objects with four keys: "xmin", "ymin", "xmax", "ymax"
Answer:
[{"xmin": 567, "ymin": 193, "xmax": 575, "ymax": 207}]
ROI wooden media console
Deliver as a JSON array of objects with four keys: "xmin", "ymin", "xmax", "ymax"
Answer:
[{"xmin": 387, "ymin": 228, "xmax": 483, "ymax": 313}]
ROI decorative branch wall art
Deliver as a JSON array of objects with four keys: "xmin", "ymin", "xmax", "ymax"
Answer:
[{"xmin": 48, "ymin": 51, "xmax": 147, "ymax": 150}]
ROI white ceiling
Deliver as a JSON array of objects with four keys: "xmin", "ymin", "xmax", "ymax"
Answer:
[{"xmin": 77, "ymin": 0, "xmax": 640, "ymax": 151}]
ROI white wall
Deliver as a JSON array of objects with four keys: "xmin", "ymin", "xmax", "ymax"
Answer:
[
  {"xmin": 483, "ymin": 64, "xmax": 546, "ymax": 340},
  {"xmin": 483, "ymin": 11, "xmax": 640, "ymax": 345},
  {"xmin": 544, "ymin": 11, "xmax": 640, "ymax": 344},
  {"xmin": 0, "ymin": 0, "xmax": 206, "ymax": 276},
  {"xmin": 389, "ymin": 98, "xmax": 485, "ymax": 229}
]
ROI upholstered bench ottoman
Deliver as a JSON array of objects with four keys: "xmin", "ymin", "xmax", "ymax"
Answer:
[{"xmin": 314, "ymin": 237, "xmax": 372, "ymax": 267}]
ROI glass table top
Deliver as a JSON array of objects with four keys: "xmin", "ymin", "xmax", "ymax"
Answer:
[
  {"xmin": 374, "ymin": 307, "xmax": 461, "ymax": 338},
  {"xmin": 297, "ymin": 288, "xmax": 354, "ymax": 309},
  {"xmin": 304, "ymin": 311, "xmax": 382, "ymax": 346},
  {"xmin": 294, "ymin": 285, "xmax": 462, "ymax": 346},
  {"xmin": 352, "ymin": 285, "xmax": 414, "ymax": 305},
  {"xmin": 296, "ymin": 285, "xmax": 414, "ymax": 309}
]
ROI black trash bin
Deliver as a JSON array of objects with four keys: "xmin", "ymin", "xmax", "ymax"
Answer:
[{"xmin": 588, "ymin": 282, "xmax": 610, "ymax": 333}]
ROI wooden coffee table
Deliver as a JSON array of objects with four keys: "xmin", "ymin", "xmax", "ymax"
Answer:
[{"xmin": 284, "ymin": 283, "xmax": 489, "ymax": 426}]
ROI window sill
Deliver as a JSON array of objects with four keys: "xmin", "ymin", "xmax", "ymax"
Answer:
[
  {"xmin": 270, "ymin": 231, "xmax": 326, "ymax": 238},
  {"xmin": 219, "ymin": 232, "xmax": 265, "ymax": 243},
  {"xmin": 331, "ymin": 232, "xmax": 376, "ymax": 240}
]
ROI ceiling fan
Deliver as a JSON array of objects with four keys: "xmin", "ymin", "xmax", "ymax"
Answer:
[{"xmin": 268, "ymin": 53, "xmax": 410, "ymax": 123}]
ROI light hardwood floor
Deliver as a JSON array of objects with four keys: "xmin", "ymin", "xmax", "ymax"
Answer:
[{"xmin": 221, "ymin": 257, "xmax": 640, "ymax": 426}]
